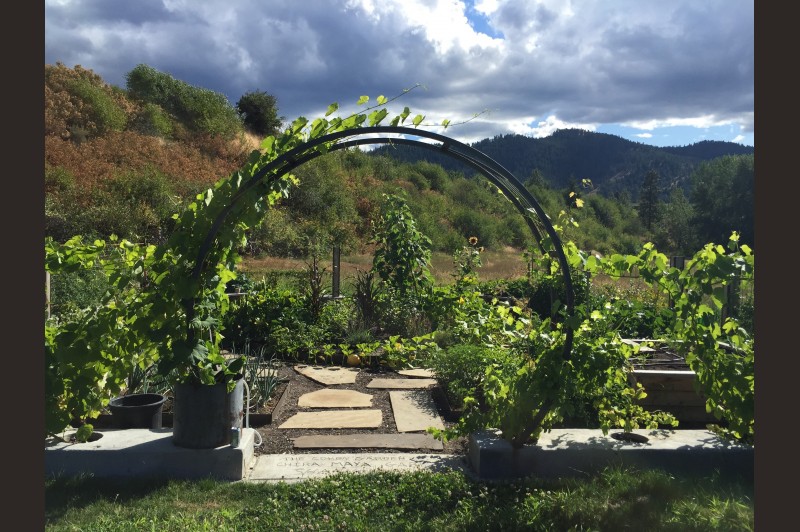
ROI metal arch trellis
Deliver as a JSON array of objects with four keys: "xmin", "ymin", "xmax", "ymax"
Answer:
[{"xmin": 189, "ymin": 125, "xmax": 575, "ymax": 360}]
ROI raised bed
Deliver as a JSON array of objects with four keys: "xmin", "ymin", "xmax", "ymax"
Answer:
[
  {"xmin": 629, "ymin": 369, "xmax": 716, "ymax": 424},
  {"xmin": 626, "ymin": 340, "xmax": 718, "ymax": 426}
]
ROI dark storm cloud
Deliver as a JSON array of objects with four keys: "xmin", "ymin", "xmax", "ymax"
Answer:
[{"xmin": 44, "ymin": 0, "xmax": 753, "ymax": 145}]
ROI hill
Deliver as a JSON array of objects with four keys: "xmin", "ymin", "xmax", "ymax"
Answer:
[
  {"xmin": 44, "ymin": 63, "xmax": 753, "ymax": 256},
  {"xmin": 370, "ymin": 129, "xmax": 754, "ymax": 199}
]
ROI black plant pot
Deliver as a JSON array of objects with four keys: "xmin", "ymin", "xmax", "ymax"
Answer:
[
  {"xmin": 108, "ymin": 393, "xmax": 168, "ymax": 429},
  {"xmin": 172, "ymin": 379, "xmax": 244, "ymax": 449}
]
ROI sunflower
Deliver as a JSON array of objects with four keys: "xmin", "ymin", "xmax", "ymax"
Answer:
[{"xmin": 468, "ymin": 236, "xmax": 478, "ymax": 246}]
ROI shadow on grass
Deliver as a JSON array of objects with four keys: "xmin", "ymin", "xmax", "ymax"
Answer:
[{"xmin": 45, "ymin": 473, "xmax": 174, "ymax": 521}]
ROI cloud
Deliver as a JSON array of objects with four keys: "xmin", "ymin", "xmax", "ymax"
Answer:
[{"xmin": 45, "ymin": 0, "xmax": 753, "ymax": 146}]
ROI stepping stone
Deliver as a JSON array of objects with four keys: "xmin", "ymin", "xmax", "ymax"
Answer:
[
  {"xmin": 398, "ymin": 368, "xmax": 436, "ymax": 378},
  {"xmin": 294, "ymin": 365, "xmax": 359, "ymax": 385},
  {"xmin": 389, "ymin": 390, "xmax": 445, "ymax": 432},
  {"xmin": 278, "ymin": 410, "xmax": 382, "ymax": 429},
  {"xmin": 366, "ymin": 378, "xmax": 438, "ymax": 389},
  {"xmin": 297, "ymin": 389, "xmax": 373, "ymax": 408},
  {"xmin": 292, "ymin": 433, "xmax": 443, "ymax": 450}
]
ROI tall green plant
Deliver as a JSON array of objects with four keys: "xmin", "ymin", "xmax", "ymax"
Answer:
[
  {"xmin": 372, "ymin": 193, "xmax": 433, "ymax": 296},
  {"xmin": 371, "ymin": 193, "xmax": 435, "ymax": 335}
]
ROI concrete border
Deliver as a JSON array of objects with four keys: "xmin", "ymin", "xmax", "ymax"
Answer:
[
  {"xmin": 468, "ymin": 429, "xmax": 753, "ymax": 480},
  {"xmin": 45, "ymin": 428, "xmax": 256, "ymax": 481}
]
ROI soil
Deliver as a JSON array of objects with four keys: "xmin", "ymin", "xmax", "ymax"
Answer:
[
  {"xmin": 629, "ymin": 345, "xmax": 692, "ymax": 371},
  {"xmin": 250, "ymin": 362, "xmax": 469, "ymax": 456}
]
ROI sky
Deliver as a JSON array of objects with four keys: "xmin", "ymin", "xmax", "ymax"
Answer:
[{"xmin": 44, "ymin": 0, "xmax": 754, "ymax": 148}]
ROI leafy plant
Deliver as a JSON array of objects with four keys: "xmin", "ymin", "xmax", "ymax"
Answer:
[
  {"xmin": 45, "ymin": 236, "xmax": 162, "ymax": 438},
  {"xmin": 428, "ymin": 344, "xmax": 519, "ymax": 411},
  {"xmin": 452, "ymin": 236, "xmax": 483, "ymax": 288},
  {"xmin": 351, "ymin": 268, "xmax": 382, "ymax": 331},
  {"xmin": 372, "ymin": 192, "xmax": 433, "ymax": 302},
  {"xmin": 241, "ymin": 344, "xmax": 282, "ymax": 410}
]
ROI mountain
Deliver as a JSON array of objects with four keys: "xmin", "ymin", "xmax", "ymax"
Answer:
[{"xmin": 369, "ymin": 129, "xmax": 754, "ymax": 199}]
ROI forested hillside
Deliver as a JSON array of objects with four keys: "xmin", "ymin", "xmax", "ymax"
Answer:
[
  {"xmin": 371, "ymin": 129, "xmax": 754, "ymax": 199},
  {"xmin": 45, "ymin": 63, "xmax": 754, "ymax": 257}
]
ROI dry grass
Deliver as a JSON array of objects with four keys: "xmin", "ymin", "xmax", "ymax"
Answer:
[{"xmin": 238, "ymin": 247, "xmax": 529, "ymax": 286}]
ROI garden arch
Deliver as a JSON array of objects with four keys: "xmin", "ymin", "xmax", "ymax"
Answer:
[{"xmin": 190, "ymin": 126, "xmax": 576, "ymax": 359}]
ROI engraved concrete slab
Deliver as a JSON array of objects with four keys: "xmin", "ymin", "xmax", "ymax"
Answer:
[
  {"xmin": 278, "ymin": 410, "xmax": 382, "ymax": 429},
  {"xmin": 389, "ymin": 390, "xmax": 445, "ymax": 432},
  {"xmin": 398, "ymin": 368, "xmax": 436, "ymax": 378},
  {"xmin": 366, "ymin": 378, "xmax": 437, "ymax": 389},
  {"xmin": 294, "ymin": 365, "xmax": 359, "ymax": 385},
  {"xmin": 292, "ymin": 433, "xmax": 443, "ymax": 450},
  {"xmin": 297, "ymin": 389, "xmax": 373, "ymax": 408},
  {"xmin": 248, "ymin": 453, "xmax": 468, "ymax": 482}
]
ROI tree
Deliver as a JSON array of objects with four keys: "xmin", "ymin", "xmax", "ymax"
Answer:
[
  {"xmin": 654, "ymin": 188, "xmax": 695, "ymax": 254},
  {"xmin": 637, "ymin": 170, "xmax": 661, "ymax": 231},
  {"xmin": 689, "ymin": 154, "xmax": 754, "ymax": 247},
  {"xmin": 526, "ymin": 168, "xmax": 548, "ymax": 189},
  {"xmin": 236, "ymin": 90, "xmax": 283, "ymax": 137}
]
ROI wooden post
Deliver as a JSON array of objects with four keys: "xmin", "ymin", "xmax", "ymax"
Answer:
[
  {"xmin": 46, "ymin": 271, "xmax": 51, "ymax": 319},
  {"xmin": 668, "ymin": 256, "xmax": 685, "ymax": 308},
  {"xmin": 724, "ymin": 274, "xmax": 741, "ymax": 323},
  {"xmin": 332, "ymin": 246, "xmax": 341, "ymax": 298}
]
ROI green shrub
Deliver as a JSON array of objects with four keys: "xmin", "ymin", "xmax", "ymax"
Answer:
[
  {"xmin": 527, "ymin": 268, "xmax": 591, "ymax": 321},
  {"xmin": 67, "ymin": 77, "xmax": 127, "ymax": 135},
  {"xmin": 587, "ymin": 281, "xmax": 674, "ymax": 338},
  {"xmin": 87, "ymin": 168, "xmax": 180, "ymax": 243},
  {"xmin": 428, "ymin": 343, "xmax": 520, "ymax": 410},
  {"xmin": 235, "ymin": 89, "xmax": 283, "ymax": 136},
  {"xmin": 132, "ymin": 102, "xmax": 174, "ymax": 138},
  {"xmin": 125, "ymin": 63, "xmax": 242, "ymax": 139},
  {"xmin": 220, "ymin": 286, "xmax": 310, "ymax": 354},
  {"xmin": 48, "ymin": 268, "xmax": 113, "ymax": 320},
  {"xmin": 315, "ymin": 298, "xmax": 358, "ymax": 344}
]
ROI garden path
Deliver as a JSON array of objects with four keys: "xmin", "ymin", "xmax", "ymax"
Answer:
[{"xmin": 259, "ymin": 365, "xmax": 453, "ymax": 453}]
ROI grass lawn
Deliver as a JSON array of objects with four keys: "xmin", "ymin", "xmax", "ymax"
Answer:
[{"xmin": 45, "ymin": 465, "xmax": 753, "ymax": 531}]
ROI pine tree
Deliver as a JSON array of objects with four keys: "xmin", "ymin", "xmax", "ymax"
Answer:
[{"xmin": 638, "ymin": 170, "xmax": 661, "ymax": 231}]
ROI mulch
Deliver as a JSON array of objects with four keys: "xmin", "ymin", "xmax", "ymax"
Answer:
[{"xmin": 251, "ymin": 362, "xmax": 468, "ymax": 456}]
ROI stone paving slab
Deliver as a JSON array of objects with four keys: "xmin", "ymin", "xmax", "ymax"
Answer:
[
  {"xmin": 398, "ymin": 368, "xmax": 436, "ymax": 378},
  {"xmin": 248, "ymin": 453, "xmax": 468, "ymax": 482},
  {"xmin": 297, "ymin": 389, "xmax": 373, "ymax": 408},
  {"xmin": 292, "ymin": 433, "xmax": 444, "ymax": 450},
  {"xmin": 389, "ymin": 390, "xmax": 445, "ymax": 433},
  {"xmin": 294, "ymin": 365, "xmax": 359, "ymax": 385},
  {"xmin": 278, "ymin": 410, "xmax": 382, "ymax": 429},
  {"xmin": 366, "ymin": 378, "xmax": 438, "ymax": 389}
]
